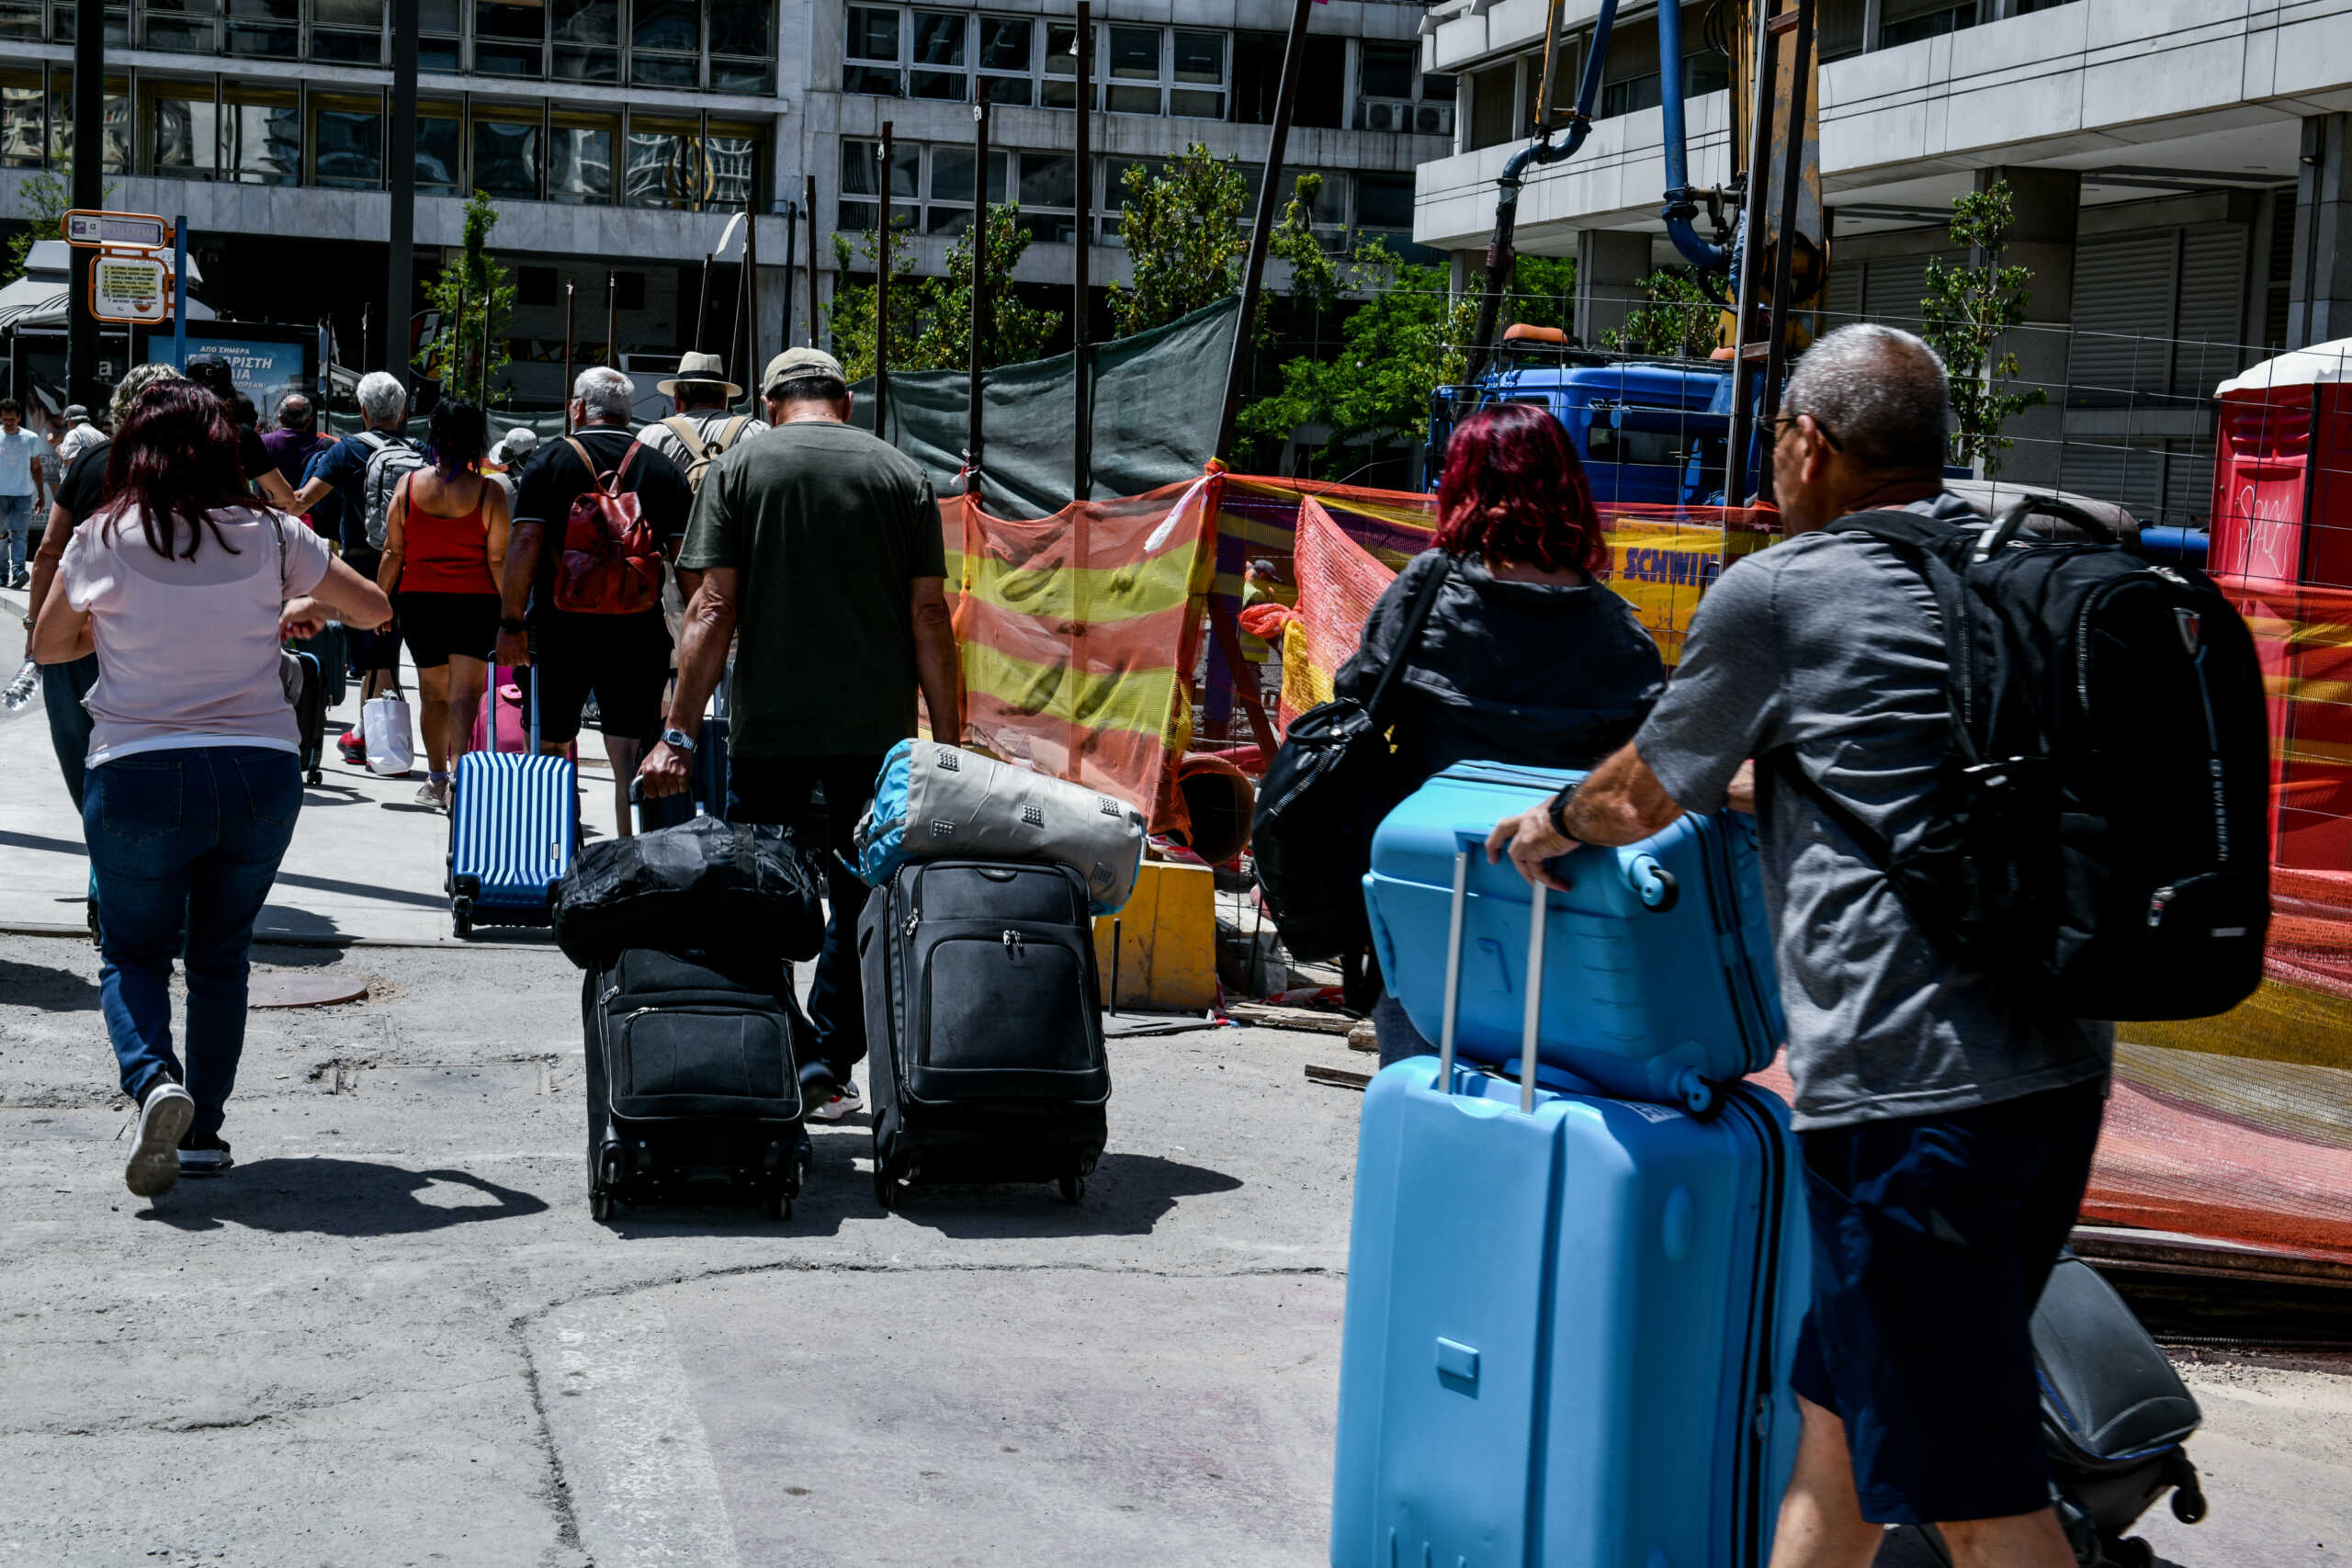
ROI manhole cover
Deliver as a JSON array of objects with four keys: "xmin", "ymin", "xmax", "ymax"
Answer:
[{"xmin": 247, "ymin": 974, "xmax": 368, "ymax": 1009}]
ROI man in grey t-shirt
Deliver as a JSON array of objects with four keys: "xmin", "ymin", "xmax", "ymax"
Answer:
[{"xmin": 1487, "ymin": 325, "xmax": 2108, "ymax": 1568}]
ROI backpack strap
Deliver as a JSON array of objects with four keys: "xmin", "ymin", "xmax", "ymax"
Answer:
[
  {"xmin": 1361, "ymin": 556, "xmax": 1453, "ymax": 727},
  {"xmin": 662, "ymin": 416, "xmax": 712, "ymax": 465}
]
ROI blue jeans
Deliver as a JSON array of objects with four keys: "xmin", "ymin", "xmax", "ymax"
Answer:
[
  {"xmin": 85, "ymin": 747, "xmax": 302, "ymax": 1138},
  {"xmin": 43, "ymin": 653, "xmax": 98, "ymax": 811},
  {"xmin": 726, "ymin": 750, "xmax": 886, "ymax": 1079},
  {"xmin": 0, "ymin": 491, "xmax": 33, "ymax": 575}
]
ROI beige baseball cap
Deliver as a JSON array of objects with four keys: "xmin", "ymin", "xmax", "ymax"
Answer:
[{"xmin": 761, "ymin": 346, "xmax": 848, "ymax": 396}]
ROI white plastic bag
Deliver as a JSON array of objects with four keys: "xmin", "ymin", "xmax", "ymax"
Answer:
[{"xmin": 363, "ymin": 691, "xmax": 414, "ymax": 776}]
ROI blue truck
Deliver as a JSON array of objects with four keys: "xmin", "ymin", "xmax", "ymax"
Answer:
[{"xmin": 1427, "ymin": 345, "xmax": 1754, "ymax": 506}]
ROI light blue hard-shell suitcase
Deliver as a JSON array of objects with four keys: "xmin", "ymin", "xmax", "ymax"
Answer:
[
  {"xmin": 1365, "ymin": 761, "xmax": 1782, "ymax": 1115},
  {"xmin": 1331, "ymin": 849, "xmax": 1809, "ymax": 1568},
  {"xmin": 448, "ymin": 667, "xmax": 579, "ymax": 937}
]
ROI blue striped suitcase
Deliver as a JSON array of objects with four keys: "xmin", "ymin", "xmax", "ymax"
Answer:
[
  {"xmin": 449, "ymin": 669, "xmax": 578, "ymax": 938},
  {"xmin": 1364, "ymin": 762, "xmax": 1781, "ymax": 1114},
  {"xmin": 1332, "ymin": 854, "xmax": 1808, "ymax": 1568}
]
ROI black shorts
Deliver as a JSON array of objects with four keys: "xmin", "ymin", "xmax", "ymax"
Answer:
[
  {"xmin": 400, "ymin": 591, "xmax": 499, "ymax": 671},
  {"xmin": 533, "ymin": 612, "xmax": 670, "ymax": 746},
  {"xmin": 1789, "ymin": 1077, "xmax": 2106, "ymax": 1526}
]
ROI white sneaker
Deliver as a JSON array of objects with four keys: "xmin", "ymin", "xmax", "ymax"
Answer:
[
  {"xmin": 126, "ymin": 1081, "xmax": 195, "ymax": 1198},
  {"xmin": 808, "ymin": 1079, "xmax": 864, "ymax": 1122}
]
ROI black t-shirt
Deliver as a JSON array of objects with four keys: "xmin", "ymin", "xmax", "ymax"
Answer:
[
  {"xmin": 237, "ymin": 423, "xmax": 270, "ymax": 491},
  {"xmin": 57, "ymin": 440, "xmax": 109, "ymax": 524},
  {"xmin": 512, "ymin": 425, "xmax": 692, "ymax": 626}
]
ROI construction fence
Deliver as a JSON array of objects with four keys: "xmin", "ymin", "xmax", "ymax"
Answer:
[{"xmin": 933, "ymin": 468, "xmax": 2352, "ymax": 1270}]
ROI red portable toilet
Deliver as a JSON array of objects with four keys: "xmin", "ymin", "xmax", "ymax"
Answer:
[{"xmin": 2210, "ymin": 338, "xmax": 2352, "ymax": 869}]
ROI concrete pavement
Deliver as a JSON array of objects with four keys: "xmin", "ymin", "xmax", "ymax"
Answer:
[{"xmin": 0, "ymin": 604, "xmax": 2346, "ymax": 1566}]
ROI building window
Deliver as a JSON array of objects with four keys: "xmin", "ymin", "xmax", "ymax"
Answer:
[
  {"xmin": 472, "ymin": 103, "xmax": 541, "ymax": 198},
  {"xmin": 631, "ymin": 0, "xmax": 699, "ymax": 85},
  {"xmin": 1105, "ymin": 26, "xmax": 1159, "ymax": 114},
  {"xmin": 1041, "ymin": 18, "xmax": 1080, "ymax": 108},
  {"xmin": 626, "ymin": 112, "xmax": 766, "ymax": 209},
  {"xmin": 475, "ymin": 0, "xmax": 545, "ymax": 76},
  {"xmin": 709, "ymin": 0, "xmax": 775, "ymax": 91},
  {"xmin": 1356, "ymin": 172, "xmax": 1437, "ymax": 261},
  {"xmin": 1357, "ymin": 39, "xmax": 1454, "ymax": 136},
  {"xmin": 308, "ymin": 91, "xmax": 381, "ymax": 187},
  {"xmin": 418, "ymin": 0, "xmax": 461, "ymax": 72},
  {"xmin": 0, "ymin": 69, "xmax": 40, "ymax": 166},
  {"xmin": 1016, "ymin": 150, "xmax": 1076, "ymax": 241},
  {"xmin": 924, "ymin": 142, "xmax": 1009, "ymax": 234},
  {"xmin": 311, "ymin": 0, "xmax": 382, "ymax": 62},
  {"xmin": 548, "ymin": 107, "xmax": 616, "ymax": 202},
  {"xmin": 978, "ymin": 16, "xmax": 1031, "ymax": 106},
  {"xmin": 837, "ymin": 135, "xmax": 921, "ymax": 231},
  {"xmin": 552, "ymin": 0, "xmax": 617, "ymax": 81},
  {"xmin": 227, "ymin": 0, "xmax": 298, "ymax": 57},
  {"xmin": 0, "ymin": 3, "xmax": 39, "ymax": 39},
  {"xmin": 49, "ymin": 73, "xmax": 130, "ymax": 173},
  {"xmin": 141, "ymin": 0, "xmax": 218, "ymax": 53},
  {"xmin": 1879, "ymin": 0, "xmax": 1977, "ymax": 48},
  {"xmin": 140, "ymin": 78, "xmax": 217, "ymax": 178},
  {"xmin": 415, "ymin": 98, "xmax": 462, "ymax": 194},
  {"xmin": 910, "ymin": 11, "xmax": 967, "ymax": 100},
  {"xmin": 1170, "ymin": 30, "xmax": 1225, "ymax": 119},
  {"xmin": 845, "ymin": 5, "xmax": 902, "ymax": 96},
  {"xmin": 222, "ymin": 82, "xmax": 298, "ymax": 184}
]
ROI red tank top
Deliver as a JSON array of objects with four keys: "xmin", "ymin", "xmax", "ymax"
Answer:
[{"xmin": 396, "ymin": 475, "xmax": 497, "ymax": 594}]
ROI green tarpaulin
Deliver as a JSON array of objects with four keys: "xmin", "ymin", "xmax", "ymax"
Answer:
[{"xmin": 848, "ymin": 297, "xmax": 1239, "ymax": 518}]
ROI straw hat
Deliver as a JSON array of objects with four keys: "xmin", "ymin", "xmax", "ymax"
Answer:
[{"xmin": 656, "ymin": 350, "xmax": 742, "ymax": 400}]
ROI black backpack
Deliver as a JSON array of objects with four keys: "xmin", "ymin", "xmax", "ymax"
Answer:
[{"xmin": 1773, "ymin": 498, "xmax": 2270, "ymax": 1021}]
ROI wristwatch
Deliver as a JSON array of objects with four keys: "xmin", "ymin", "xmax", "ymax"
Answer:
[
  {"xmin": 1546, "ymin": 784, "xmax": 1577, "ymax": 840},
  {"xmin": 660, "ymin": 727, "xmax": 698, "ymax": 753},
  {"xmin": 498, "ymin": 616, "xmax": 527, "ymax": 636}
]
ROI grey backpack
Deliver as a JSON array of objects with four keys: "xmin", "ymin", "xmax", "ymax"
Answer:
[{"xmin": 358, "ymin": 432, "xmax": 426, "ymax": 551}]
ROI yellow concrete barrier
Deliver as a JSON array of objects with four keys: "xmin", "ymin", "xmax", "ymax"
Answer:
[{"xmin": 1093, "ymin": 858, "xmax": 1218, "ymax": 1013}]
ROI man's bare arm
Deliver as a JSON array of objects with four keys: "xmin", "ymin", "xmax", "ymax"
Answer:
[
  {"xmin": 637, "ymin": 569, "xmax": 739, "ymax": 798},
  {"xmin": 20, "ymin": 501, "xmax": 74, "ymax": 658},
  {"xmin": 291, "ymin": 474, "xmax": 334, "ymax": 513},
  {"xmin": 1483, "ymin": 741, "xmax": 1690, "ymax": 891},
  {"xmin": 494, "ymin": 520, "xmax": 544, "ymax": 668},
  {"xmin": 910, "ymin": 575, "xmax": 959, "ymax": 742}
]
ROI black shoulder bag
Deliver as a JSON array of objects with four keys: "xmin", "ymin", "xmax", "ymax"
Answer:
[{"xmin": 1250, "ymin": 561, "xmax": 1451, "ymax": 963}]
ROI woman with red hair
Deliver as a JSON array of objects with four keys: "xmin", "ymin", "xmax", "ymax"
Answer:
[{"xmin": 1332, "ymin": 401, "xmax": 1665, "ymax": 1062}]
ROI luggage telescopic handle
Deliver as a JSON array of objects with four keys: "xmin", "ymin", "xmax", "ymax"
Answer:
[{"xmin": 1433, "ymin": 847, "xmax": 1544, "ymax": 1115}]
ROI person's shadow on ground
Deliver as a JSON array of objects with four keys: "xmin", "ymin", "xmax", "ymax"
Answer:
[
  {"xmin": 138, "ymin": 1158, "xmax": 548, "ymax": 1235},
  {"xmin": 865, "ymin": 1150, "xmax": 1245, "ymax": 1240},
  {"xmin": 0, "ymin": 956, "xmax": 100, "ymax": 1011}
]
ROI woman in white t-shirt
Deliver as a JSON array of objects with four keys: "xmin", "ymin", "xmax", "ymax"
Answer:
[{"xmin": 32, "ymin": 380, "xmax": 392, "ymax": 1201}]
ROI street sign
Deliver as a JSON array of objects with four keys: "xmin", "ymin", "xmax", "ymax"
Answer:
[
  {"xmin": 91, "ymin": 252, "xmax": 170, "ymax": 323},
  {"xmin": 61, "ymin": 209, "xmax": 172, "ymax": 251}
]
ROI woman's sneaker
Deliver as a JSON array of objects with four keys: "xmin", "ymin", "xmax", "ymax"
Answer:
[
  {"xmin": 125, "ymin": 1081, "xmax": 195, "ymax": 1197},
  {"xmin": 177, "ymin": 1131, "xmax": 234, "ymax": 1178}
]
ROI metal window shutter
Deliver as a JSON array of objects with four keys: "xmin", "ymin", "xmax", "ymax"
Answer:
[
  {"xmin": 2170, "ymin": 224, "xmax": 2247, "ymax": 400},
  {"xmin": 1863, "ymin": 254, "xmax": 1932, "ymax": 328},
  {"xmin": 2057, "ymin": 437, "xmax": 2165, "ymax": 521},
  {"xmin": 1823, "ymin": 256, "xmax": 1863, "ymax": 326},
  {"xmin": 2067, "ymin": 232, "xmax": 2177, "ymax": 407}
]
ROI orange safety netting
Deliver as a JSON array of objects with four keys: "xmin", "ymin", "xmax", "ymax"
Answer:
[{"xmin": 935, "ymin": 469, "xmax": 2352, "ymax": 1268}]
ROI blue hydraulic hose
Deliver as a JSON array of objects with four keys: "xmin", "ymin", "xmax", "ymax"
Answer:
[{"xmin": 1657, "ymin": 0, "xmax": 1729, "ymax": 273}]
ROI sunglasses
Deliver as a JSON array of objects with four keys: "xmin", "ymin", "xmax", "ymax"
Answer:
[{"xmin": 1771, "ymin": 412, "xmax": 1842, "ymax": 451}]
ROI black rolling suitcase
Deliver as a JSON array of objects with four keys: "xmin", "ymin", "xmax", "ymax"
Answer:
[
  {"xmin": 1924, "ymin": 1255, "xmax": 2205, "ymax": 1568},
  {"xmin": 857, "ymin": 859, "xmax": 1111, "ymax": 1209},
  {"xmin": 283, "ymin": 649, "xmax": 329, "ymax": 784},
  {"xmin": 582, "ymin": 948, "xmax": 809, "ymax": 1223}
]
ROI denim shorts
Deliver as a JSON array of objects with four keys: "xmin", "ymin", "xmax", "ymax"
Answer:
[{"xmin": 1789, "ymin": 1077, "xmax": 2107, "ymax": 1526}]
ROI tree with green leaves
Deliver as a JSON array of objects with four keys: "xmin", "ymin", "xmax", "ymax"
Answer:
[
  {"xmin": 3, "ymin": 166, "xmax": 117, "ymax": 288},
  {"xmin": 1105, "ymin": 143, "xmax": 1251, "ymax": 338},
  {"xmin": 906, "ymin": 202, "xmax": 1064, "ymax": 373},
  {"xmin": 1919, "ymin": 178, "xmax": 2045, "ymax": 477},
  {"xmin": 825, "ymin": 220, "xmax": 921, "ymax": 381},
  {"xmin": 417, "ymin": 190, "xmax": 515, "ymax": 402},
  {"xmin": 1238, "ymin": 240, "xmax": 1477, "ymax": 473},
  {"xmin": 1600, "ymin": 269, "xmax": 1720, "ymax": 358}
]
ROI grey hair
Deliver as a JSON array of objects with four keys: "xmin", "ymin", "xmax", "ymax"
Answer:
[
  {"xmin": 574, "ymin": 366, "xmax": 636, "ymax": 423},
  {"xmin": 1782, "ymin": 322, "xmax": 1951, "ymax": 473},
  {"xmin": 356, "ymin": 370, "xmax": 408, "ymax": 426},
  {"xmin": 108, "ymin": 363, "xmax": 184, "ymax": 430}
]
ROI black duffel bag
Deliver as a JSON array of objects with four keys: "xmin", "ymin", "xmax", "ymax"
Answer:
[
  {"xmin": 553, "ymin": 816, "xmax": 826, "ymax": 970},
  {"xmin": 1250, "ymin": 561, "xmax": 1448, "ymax": 963}
]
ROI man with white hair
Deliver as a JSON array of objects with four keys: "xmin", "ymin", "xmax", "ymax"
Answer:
[
  {"xmin": 1487, "ymin": 324, "xmax": 2109, "ymax": 1568},
  {"xmin": 496, "ymin": 367, "xmax": 692, "ymax": 832},
  {"xmin": 292, "ymin": 370, "xmax": 417, "ymax": 739}
]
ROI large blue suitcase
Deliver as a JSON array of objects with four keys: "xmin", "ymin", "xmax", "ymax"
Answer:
[
  {"xmin": 448, "ymin": 668, "xmax": 579, "ymax": 937},
  {"xmin": 1365, "ymin": 762, "xmax": 1781, "ymax": 1114},
  {"xmin": 1331, "ymin": 875, "xmax": 1809, "ymax": 1568}
]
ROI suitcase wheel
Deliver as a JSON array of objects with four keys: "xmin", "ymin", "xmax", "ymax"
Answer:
[
  {"xmin": 307, "ymin": 767, "xmax": 322, "ymax": 785},
  {"xmin": 767, "ymin": 1188, "xmax": 792, "ymax": 1222},
  {"xmin": 2106, "ymin": 1540, "xmax": 2154, "ymax": 1568},
  {"xmin": 451, "ymin": 897, "xmax": 473, "ymax": 940},
  {"xmin": 874, "ymin": 1166, "xmax": 900, "ymax": 1210},
  {"xmin": 1057, "ymin": 1168, "xmax": 1085, "ymax": 1206},
  {"xmin": 590, "ymin": 1189, "xmax": 615, "ymax": 1223}
]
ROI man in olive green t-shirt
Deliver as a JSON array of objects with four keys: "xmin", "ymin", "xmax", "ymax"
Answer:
[{"xmin": 641, "ymin": 347, "xmax": 960, "ymax": 1120}]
